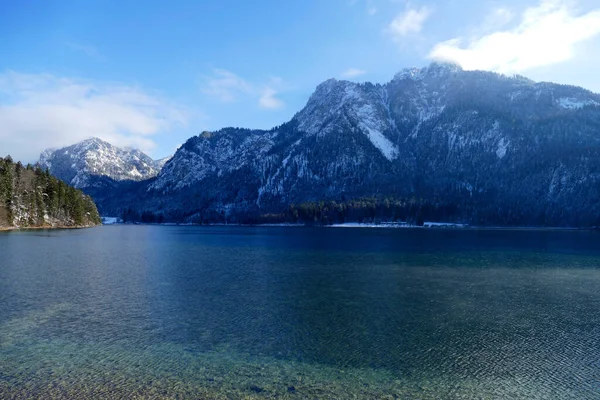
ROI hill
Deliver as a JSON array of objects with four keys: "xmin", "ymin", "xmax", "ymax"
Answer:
[{"xmin": 0, "ymin": 157, "xmax": 101, "ymax": 229}]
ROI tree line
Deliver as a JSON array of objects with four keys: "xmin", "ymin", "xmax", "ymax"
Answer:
[{"xmin": 116, "ymin": 192, "xmax": 600, "ymax": 228}]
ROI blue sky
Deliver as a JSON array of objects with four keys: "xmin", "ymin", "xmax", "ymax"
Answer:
[{"xmin": 1, "ymin": 0, "xmax": 600, "ymax": 162}]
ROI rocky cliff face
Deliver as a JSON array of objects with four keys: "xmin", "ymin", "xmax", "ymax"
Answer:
[{"xmin": 39, "ymin": 138, "xmax": 166, "ymax": 188}]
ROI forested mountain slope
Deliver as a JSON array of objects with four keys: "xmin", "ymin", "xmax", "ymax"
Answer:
[
  {"xmin": 0, "ymin": 157, "xmax": 101, "ymax": 229},
  {"xmin": 44, "ymin": 63, "xmax": 600, "ymax": 227}
]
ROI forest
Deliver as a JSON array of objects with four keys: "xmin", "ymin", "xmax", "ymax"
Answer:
[{"xmin": 0, "ymin": 156, "xmax": 101, "ymax": 228}]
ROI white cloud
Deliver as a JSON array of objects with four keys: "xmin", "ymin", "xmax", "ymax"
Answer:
[
  {"xmin": 341, "ymin": 68, "xmax": 367, "ymax": 78},
  {"xmin": 348, "ymin": 0, "xmax": 377, "ymax": 15},
  {"xmin": 202, "ymin": 69, "xmax": 252, "ymax": 102},
  {"xmin": 202, "ymin": 69, "xmax": 285, "ymax": 110},
  {"xmin": 259, "ymin": 88, "xmax": 284, "ymax": 109},
  {"xmin": 429, "ymin": 0, "xmax": 600, "ymax": 74},
  {"xmin": 366, "ymin": 0, "xmax": 377, "ymax": 15},
  {"xmin": 0, "ymin": 71, "xmax": 187, "ymax": 163},
  {"xmin": 387, "ymin": 6, "xmax": 431, "ymax": 39}
]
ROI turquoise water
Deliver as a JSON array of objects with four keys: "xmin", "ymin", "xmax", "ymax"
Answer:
[{"xmin": 1, "ymin": 226, "xmax": 600, "ymax": 399}]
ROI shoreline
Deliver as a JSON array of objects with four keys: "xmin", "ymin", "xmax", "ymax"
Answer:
[{"xmin": 0, "ymin": 224, "xmax": 99, "ymax": 232}]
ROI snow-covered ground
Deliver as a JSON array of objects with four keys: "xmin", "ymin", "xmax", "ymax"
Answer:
[
  {"xmin": 101, "ymin": 217, "xmax": 121, "ymax": 225},
  {"xmin": 423, "ymin": 222, "xmax": 468, "ymax": 228},
  {"xmin": 329, "ymin": 222, "xmax": 468, "ymax": 228},
  {"xmin": 329, "ymin": 222, "xmax": 408, "ymax": 228}
]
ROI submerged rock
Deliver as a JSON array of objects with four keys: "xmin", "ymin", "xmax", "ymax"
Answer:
[{"xmin": 248, "ymin": 384, "xmax": 264, "ymax": 393}]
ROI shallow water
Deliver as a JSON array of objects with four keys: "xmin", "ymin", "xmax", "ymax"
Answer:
[{"xmin": 1, "ymin": 226, "xmax": 600, "ymax": 399}]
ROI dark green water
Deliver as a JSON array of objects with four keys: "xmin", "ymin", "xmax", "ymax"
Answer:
[{"xmin": 1, "ymin": 226, "xmax": 600, "ymax": 399}]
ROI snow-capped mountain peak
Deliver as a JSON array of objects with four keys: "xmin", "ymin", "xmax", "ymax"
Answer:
[
  {"xmin": 393, "ymin": 61, "xmax": 462, "ymax": 82},
  {"xmin": 39, "ymin": 138, "xmax": 168, "ymax": 188}
]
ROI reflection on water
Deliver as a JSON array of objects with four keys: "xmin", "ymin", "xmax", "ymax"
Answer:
[{"xmin": 1, "ymin": 226, "xmax": 600, "ymax": 399}]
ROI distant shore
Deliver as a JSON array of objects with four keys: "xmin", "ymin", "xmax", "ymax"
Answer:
[
  {"xmin": 327, "ymin": 223, "xmax": 590, "ymax": 231},
  {"xmin": 100, "ymin": 220, "xmax": 598, "ymax": 231}
]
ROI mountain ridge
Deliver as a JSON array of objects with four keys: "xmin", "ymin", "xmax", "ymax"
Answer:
[
  {"xmin": 41, "ymin": 63, "xmax": 600, "ymax": 226},
  {"xmin": 39, "ymin": 137, "xmax": 168, "ymax": 188}
]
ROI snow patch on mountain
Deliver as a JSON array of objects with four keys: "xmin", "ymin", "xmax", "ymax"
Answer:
[
  {"xmin": 557, "ymin": 97, "xmax": 599, "ymax": 110},
  {"xmin": 496, "ymin": 137, "xmax": 509, "ymax": 159},
  {"xmin": 361, "ymin": 125, "xmax": 398, "ymax": 161},
  {"xmin": 356, "ymin": 104, "xmax": 398, "ymax": 160}
]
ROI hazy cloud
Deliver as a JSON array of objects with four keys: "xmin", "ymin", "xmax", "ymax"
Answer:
[
  {"xmin": 480, "ymin": 8, "xmax": 515, "ymax": 33},
  {"xmin": 203, "ymin": 69, "xmax": 285, "ymax": 110},
  {"xmin": 348, "ymin": 0, "xmax": 377, "ymax": 15},
  {"xmin": 366, "ymin": 0, "xmax": 377, "ymax": 15},
  {"xmin": 66, "ymin": 42, "xmax": 106, "ymax": 62},
  {"xmin": 0, "ymin": 71, "xmax": 187, "ymax": 162},
  {"xmin": 429, "ymin": 0, "xmax": 600, "ymax": 74},
  {"xmin": 259, "ymin": 88, "xmax": 284, "ymax": 109},
  {"xmin": 202, "ymin": 69, "xmax": 252, "ymax": 102},
  {"xmin": 387, "ymin": 6, "xmax": 431, "ymax": 39},
  {"xmin": 341, "ymin": 68, "xmax": 367, "ymax": 78}
]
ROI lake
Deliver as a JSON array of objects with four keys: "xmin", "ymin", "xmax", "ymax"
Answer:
[{"xmin": 1, "ymin": 226, "xmax": 599, "ymax": 399}]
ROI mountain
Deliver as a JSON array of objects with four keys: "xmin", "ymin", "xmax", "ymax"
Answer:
[
  {"xmin": 79, "ymin": 63, "xmax": 600, "ymax": 227},
  {"xmin": 0, "ymin": 157, "xmax": 101, "ymax": 229},
  {"xmin": 39, "ymin": 138, "xmax": 167, "ymax": 188}
]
